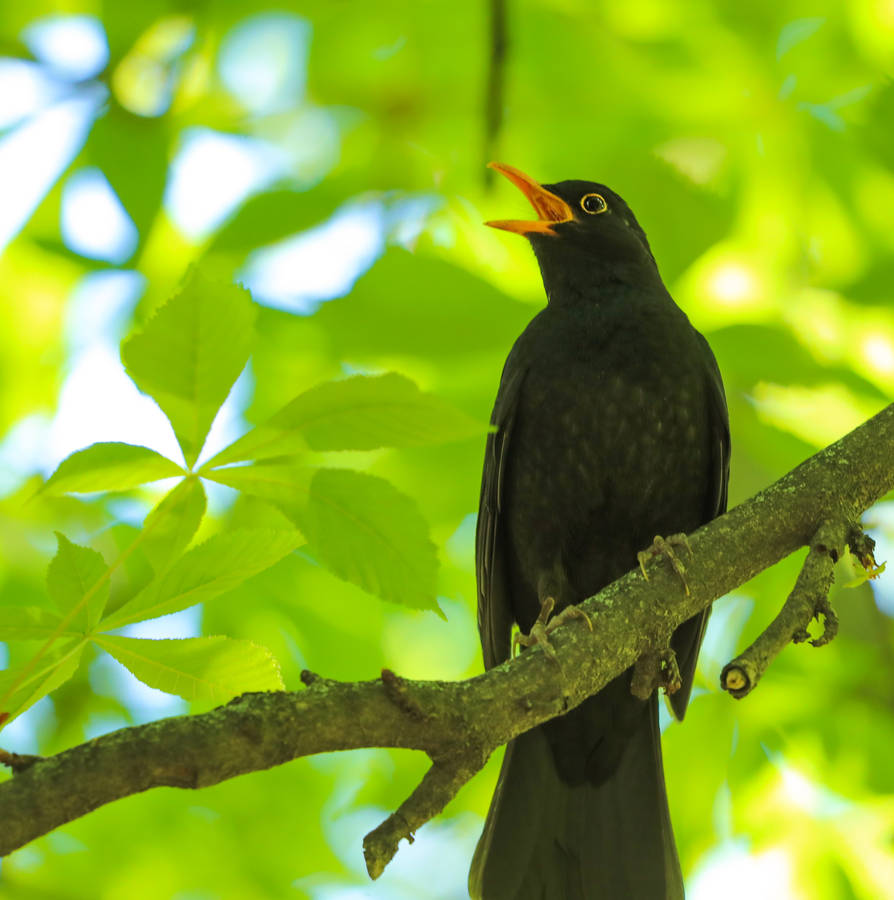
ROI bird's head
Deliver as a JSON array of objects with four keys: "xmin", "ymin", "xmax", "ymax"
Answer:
[{"xmin": 486, "ymin": 162, "xmax": 659, "ymax": 295}]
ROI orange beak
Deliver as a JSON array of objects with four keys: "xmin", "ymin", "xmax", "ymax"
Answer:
[{"xmin": 485, "ymin": 162, "xmax": 574, "ymax": 236}]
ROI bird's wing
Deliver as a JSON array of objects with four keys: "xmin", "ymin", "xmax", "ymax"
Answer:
[
  {"xmin": 476, "ymin": 365, "xmax": 526, "ymax": 670},
  {"xmin": 669, "ymin": 337, "xmax": 730, "ymax": 719}
]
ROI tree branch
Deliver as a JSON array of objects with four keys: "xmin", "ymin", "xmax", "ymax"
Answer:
[
  {"xmin": 721, "ymin": 518, "xmax": 849, "ymax": 697},
  {"xmin": 483, "ymin": 0, "xmax": 508, "ymax": 183},
  {"xmin": 1, "ymin": 403, "xmax": 892, "ymax": 872},
  {"xmin": 363, "ymin": 748, "xmax": 487, "ymax": 878}
]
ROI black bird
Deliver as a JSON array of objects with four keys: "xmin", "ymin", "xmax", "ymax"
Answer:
[{"xmin": 470, "ymin": 163, "xmax": 730, "ymax": 900}]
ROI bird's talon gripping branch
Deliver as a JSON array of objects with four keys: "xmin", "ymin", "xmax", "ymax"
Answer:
[
  {"xmin": 552, "ymin": 604, "xmax": 594, "ymax": 632},
  {"xmin": 637, "ymin": 533, "xmax": 693, "ymax": 595},
  {"xmin": 513, "ymin": 595, "xmax": 554, "ymax": 656},
  {"xmin": 513, "ymin": 596, "xmax": 592, "ymax": 661},
  {"xmin": 514, "ymin": 622, "xmax": 557, "ymax": 661}
]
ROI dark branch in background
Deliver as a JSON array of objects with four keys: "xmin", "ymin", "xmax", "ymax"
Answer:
[
  {"xmin": 1, "ymin": 404, "xmax": 893, "ymax": 876},
  {"xmin": 483, "ymin": 0, "xmax": 508, "ymax": 183}
]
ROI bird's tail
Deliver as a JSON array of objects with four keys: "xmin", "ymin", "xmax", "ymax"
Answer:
[{"xmin": 469, "ymin": 695, "xmax": 683, "ymax": 900}]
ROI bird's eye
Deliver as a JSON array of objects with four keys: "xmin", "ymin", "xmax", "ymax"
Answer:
[{"xmin": 580, "ymin": 193, "xmax": 607, "ymax": 215}]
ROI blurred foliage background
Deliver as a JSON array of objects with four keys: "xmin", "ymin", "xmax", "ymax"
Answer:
[{"xmin": 1, "ymin": 0, "xmax": 893, "ymax": 898}]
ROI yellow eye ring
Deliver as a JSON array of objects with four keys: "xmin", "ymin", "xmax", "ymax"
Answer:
[{"xmin": 580, "ymin": 193, "xmax": 607, "ymax": 214}]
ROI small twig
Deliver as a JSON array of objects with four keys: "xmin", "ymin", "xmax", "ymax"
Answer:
[
  {"xmin": 299, "ymin": 670, "xmax": 341, "ymax": 690},
  {"xmin": 807, "ymin": 596, "xmax": 839, "ymax": 648},
  {"xmin": 363, "ymin": 750, "xmax": 486, "ymax": 879},
  {"xmin": 0, "ymin": 748, "xmax": 44, "ymax": 773},
  {"xmin": 721, "ymin": 519, "xmax": 848, "ymax": 698},
  {"xmin": 381, "ymin": 669, "xmax": 427, "ymax": 720}
]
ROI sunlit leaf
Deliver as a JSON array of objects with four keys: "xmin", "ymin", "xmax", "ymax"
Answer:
[
  {"xmin": 41, "ymin": 442, "xmax": 184, "ymax": 495},
  {"xmin": 298, "ymin": 468, "xmax": 440, "ymax": 612},
  {"xmin": 268, "ymin": 372, "xmax": 486, "ymax": 450},
  {"xmin": 142, "ymin": 477, "xmax": 207, "ymax": 572},
  {"xmin": 0, "ymin": 639, "xmax": 86, "ymax": 727},
  {"xmin": 203, "ymin": 462, "xmax": 312, "ymax": 522},
  {"xmin": 844, "ymin": 559, "xmax": 887, "ymax": 587},
  {"xmin": 94, "ymin": 634, "xmax": 284, "ymax": 702},
  {"xmin": 0, "ymin": 606, "xmax": 68, "ymax": 641},
  {"xmin": 121, "ymin": 268, "xmax": 257, "ymax": 467},
  {"xmin": 203, "ymin": 372, "xmax": 485, "ymax": 467},
  {"xmin": 87, "ymin": 106, "xmax": 170, "ymax": 240},
  {"xmin": 100, "ymin": 529, "xmax": 303, "ymax": 628},
  {"xmin": 209, "ymin": 187, "xmax": 334, "ymax": 253},
  {"xmin": 200, "ymin": 425, "xmax": 309, "ymax": 469},
  {"xmin": 305, "ymin": 248, "xmax": 532, "ymax": 361},
  {"xmin": 46, "ymin": 533, "xmax": 109, "ymax": 630}
]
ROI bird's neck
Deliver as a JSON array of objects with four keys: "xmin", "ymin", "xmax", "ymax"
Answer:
[{"xmin": 535, "ymin": 250, "xmax": 668, "ymax": 309}]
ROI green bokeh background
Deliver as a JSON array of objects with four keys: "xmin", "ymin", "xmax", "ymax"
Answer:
[{"xmin": 1, "ymin": 1, "xmax": 893, "ymax": 898}]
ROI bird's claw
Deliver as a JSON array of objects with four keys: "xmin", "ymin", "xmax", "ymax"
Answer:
[
  {"xmin": 637, "ymin": 533, "xmax": 693, "ymax": 596},
  {"xmin": 512, "ymin": 596, "xmax": 593, "ymax": 662}
]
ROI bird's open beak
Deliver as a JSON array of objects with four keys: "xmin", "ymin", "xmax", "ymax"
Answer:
[{"xmin": 485, "ymin": 162, "xmax": 574, "ymax": 236}]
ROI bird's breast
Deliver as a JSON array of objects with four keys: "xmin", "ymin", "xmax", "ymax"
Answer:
[{"xmin": 502, "ymin": 322, "xmax": 712, "ymax": 622}]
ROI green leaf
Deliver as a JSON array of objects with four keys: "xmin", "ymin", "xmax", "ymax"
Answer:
[
  {"xmin": 41, "ymin": 442, "xmax": 184, "ymax": 494},
  {"xmin": 208, "ymin": 187, "xmax": 333, "ymax": 253},
  {"xmin": 301, "ymin": 248, "xmax": 534, "ymax": 362},
  {"xmin": 209, "ymin": 466, "xmax": 439, "ymax": 610},
  {"xmin": 776, "ymin": 17, "xmax": 824, "ymax": 59},
  {"xmin": 142, "ymin": 477, "xmax": 207, "ymax": 573},
  {"xmin": 46, "ymin": 534, "xmax": 109, "ymax": 630},
  {"xmin": 203, "ymin": 463, "xmax": 312, "ymax": 522},
  {"xmin": 201, "ymin": 425, "xmax": 309, "ymax": 469},
  {"xmin": 299, "ymin": 468, "xmax": 439, "ymax": 611},
  {"xmin": 203, "ymin": 372, "xmax": 485, "ymax": 468},
  {"xmin": 94, "ymin": 635, "xmax": 284, "ymax": 702},
  {"xmin": 0, "ymin": 640, "xmax": 86, "ymax": 727},
  {"xmin": 269, "ymin": 372, "xmax": 485, "ymax": 451},
  {"xmin": 121, "ymin": 267, "xmax": 257, "ymax": 467},
  {"xmin": 0, "ymin": 607, "xmax": 68, "ymax": 641},
  {"xmin": 100, "ymin": 529, "xmax": 303, "ymax": 629},
  {"xmin": 87, "ymin": 106, "xmax": 170, "ymax": 242},
  {"xmin": 844, "ymin": 559, "xmax": 887, "ymax": 588}
]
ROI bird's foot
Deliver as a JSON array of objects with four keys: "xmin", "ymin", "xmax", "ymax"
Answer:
[
  {"xmin": 637, "ymin": 533, "xmax": 693, "ymax": 596},
  {"xmin": 631, "ymin": 647, "xmax": 682, "ymax": 700},
  {"xmin": 513, "ymin": 596, "xmax": 593, "ymax": 661},
  {"xmin": 513, "ymin": 595, "xmax": 556, "ymax": 658}
]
